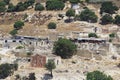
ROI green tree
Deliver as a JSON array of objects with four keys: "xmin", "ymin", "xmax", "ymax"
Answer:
[
  {"xmin": 9, "ymin": 29, "xmax": 18, "ymax": 37},
  {"xmin": 45, "ymin": 60, "xmax": 56, "ymax": 77},
  {"xmin": 3, "ymin": 0, "xmax": 10, "ymax": 5},
  {"xmin": 27, "ymin": 0, "xmax": 35, "ymax": 6},
  {"xmin": 35, "ymin": 3, "xmax": 44, "ymax": 11},
  {"xmin": 66, "ymin": 9, "xmax": 75, "ymax": 20},
  {"xmin": 79, "ymin": 8, "xmax": 98, "ymax": 23},
  {"xmin": 86, "ymin": 70, "xmax": 113, "ymax": 80},
  {"xmin": 14, "ymin": 21, "xmax": 24, "ymax": 30},
  {"xmin": 69, "ymin": 0, "xmax": 79, "ymax": 4},
  {"xmin": 28, "ymin": 73, "xmax": 36, "ymax": 80},
  {"xmin": 46, "ymin": 0, "xmax": 65, "ymax": 10},
  {"xmin": 53, "ymin": 38, "xmax": 77, "ymax": 59},
  {"xmin": 7, "ymin": 3, "xmax": 16, "ymax": 12},
  {"xmin": 0, "ymin": 6, "xmax": 6, "ymax": 12},
  {"xmin": 88, "ymin": 33, "xmax": 98, "ymax": 38},
  {"xmin": 15, "ymin": 2, "xmax": 25, "ymax": 11},
  {"xmin": 100, "ymin": 2, "xmax": 119, "ymax": 14},
  {"xmin": 101, "ymin": 14, "xmax": 113, "ymax": 25},
  {"xmin": 48, "ymin": 22, "xmax": 57, "ymax": 29},
  {"xmin": 0, "ymin": 63, "xmax": 12, "ymax": 79},
  {"xmin": 0, "ymin": 1, "xmax": 6, "ymax": 12},
  {"xmin": 114, "ymin": 15, "xmax": 120, "ymax": 25},
  {"xmin": 0, "ymin": 63, "xmax": 18, "ymax": 79},
  {"xmin": 109, "ymin": 33, "xmax": 115, "ymax": 38},
  {"xmin": 0, "ymin": 1, "xmax": 6, "ymax": 7}
]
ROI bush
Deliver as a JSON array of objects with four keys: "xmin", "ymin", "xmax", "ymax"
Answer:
[
  {"xmin": 0, "ymin": 63, "xmax": 18, "ymax": 79},
  {"xmin": 35, "ymin": 3, "xmax": 44, "ymax": 11},
  {"xmin": 79, "ymin": 8, "xmax": 98, "ymax": 23},
  {"xmin": 101, "ymin": 14, "xmax": 113, "ymax": 25},
  {"xmin": 0, "ymin": 6, "xmax": 6, "ymax": 12},
  {"xmin": 66, "ymin": 9, "xmax": 75, "ymax": 18},
  {"xmin": 100, "ymin": 2, "xmax": 119, "ymax": 14},
  {"xmin": 53, "ymin": 38, "xmax": 77, "ymax": 59},
  {"xmin": 7, "ymin": 3, "xmax": 16, "ymax": 12},
  {"xmin": 109, "ymin": 33, "xmax": 115, "ymax": 38},
  {"xmin": 86, "ymin": 70, "xmax": 113, "ymax": 80},
  {"xmin": 15, "ymin": 2, "xmax": 26, "ymax": 11},
  {"xmin": 0, "ymin": 1, "xmax": 6, "ymax": 7},
  {"xmin": 46, "ymin": 0, "xmax": 65, "ymax": 10},
  {"xmin": 114, "ymin": 15, "xmax": 120, "ymax": 25},
  {"xmin": 9, "ymin": 29, "xmax": 18, "ymax": 36},
  {"xmin": 28, "ymin": 73, "xmax": 36, "ymax": 80},
  {"xmin": 48, "ymin": 22, "xmax": 57, "ymax": 29},
  {"xmin": 69, "ymin": 0, "xmax": 79, "ymax": 4},
  {"xmin": 27, "ymin": 52, "xmax": 33, "ymax": 56},
  {"xmin": 88, "ymin": 33, "xmax": 98, "ymax": 38},
  {"xmin": 0, "ymin": 1, "xmax": 6, "ymax": 12},
  {"xmin": 14, "ymin": 21, "xmax": 24, "ymax": 30},
  {"xmin": 3, "ymin": 0, "xmax": 10, "ymax": 5},
  {"xmin": 27, "ymin": 0, "xmax": 35, "ymax": 6},
  {"xmin": 16, "ymin": 46, "xmax": 24, "ymax": 49}
]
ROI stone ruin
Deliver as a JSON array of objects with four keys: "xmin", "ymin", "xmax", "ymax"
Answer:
[
  {"xmin": 0, "ymin": 13, "xmax": 24, "ymax": 25},
  {"xmin": 24, "ymin": 12, "xmax": 52, "ymax": 25},
  {"xmin": 0, "ymin": 36, "xmax": 53, "ymax": 53},
  {"xmin": 0, "ymin": 12, "xmax": 52, "ymax": 25}
]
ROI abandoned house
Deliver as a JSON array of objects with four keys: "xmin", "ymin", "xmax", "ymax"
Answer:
[{"xmin": 31, "ymin": 53, "xmax": 61, "ymax": 68}]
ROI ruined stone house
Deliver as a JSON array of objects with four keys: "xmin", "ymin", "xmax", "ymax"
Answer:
[{"xmin": 31, "ymin": 54, "xmax": 61, "ymax": 68}]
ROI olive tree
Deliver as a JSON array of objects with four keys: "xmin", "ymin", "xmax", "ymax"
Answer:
[
  {"xmin": 9, "ymin": 29, "xmax": 18, "ymax": 37},
  {"xmin": 35, "ymin": 3, "xmax": 44, "ymax": 11},
  {"xmin": 86, "ymin": 70, "xmax": 113, "ymax": 80},
  {"xmin": 79, "ymin": 8, "xmax": 98, "ymax": 23},
  {"xmin": 46, "ymin": 0, "xmax": 65, "ymax": 10},
  {"xmin": 14, "ymin": 21, "xmax": 24, "ymax": 30},
  {"xmin": 53, "ymin": 38, "xmax": 77, "ymax": 59},
  {"xmin": 100, "ymin": 2, "xmax": 118, "ymax": 14},
  {"xmin": 88, "ymin": 33, "xmax": 98, "ymax": 38},
  {"xmin": 114, "ymin": 15, "xmax": 120, "ymax": 25},
  {"xmin": 100, "ymin": 14, "xmax": 113, "ymax": 25},
  {"xmin": 66, "ymin": 9, "xmax": 75, "ymax": 21},
  {"xmin": 48, "ymin": 22, "xmax": 57, "ymax": 29},
  {"xmin": 45, "ymin": 60, "xmax": 56, "ymax": 78}
]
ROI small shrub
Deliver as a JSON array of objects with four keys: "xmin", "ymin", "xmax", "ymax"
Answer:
[
  {"xmin": 16, "ymin": 46, "xmax": 24, "ymax": 49},
  {"xmin": 88, "ymin": 33, "xmax": 98, "ymax": 38},
  {"xmin": 109, "ymin": 33, "xmax": 115, "ymax": 38},
  {"xmin": 14, "ymin": 21, "xmax": 24, "ymax": 30},
  {"xmin": 35, "ymin": 3, "xmax": 44, "ymax": 11},
  {"xmin": 27, "ymin": 52, "xmax": 33, "ymax": 56},
  {"xmin": 48, "ymin": 22, "xmax": 56, "ymax": 29}
]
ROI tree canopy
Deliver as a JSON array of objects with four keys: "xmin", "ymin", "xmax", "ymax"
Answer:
[
  {"xmin": 109, "ymin": 33, "xmax": 115, "ymax": 38},
  {"xmin": 48, "ymin": 22, "xmax": 57, "ymax": 29},
  {"xmin": 86, "ymin": 70, "xmax": 113, "ymax": 80},
  {"xmin": 114, "ymin": 15, "xmax": 120, "ymax": 25},
  {"xmin": 0, "ymin": 63, "xmax": 18, "ymax": 79},
  {"xmin": 35, "ymin": 3, "xmax": 44, "ymax": 11},
  {"xmin": 45, "ymin": 60, "xmax": 56, "ymax": 77},
  {"xmin": 101, "ymin": 14, "xmax": 113, "ymax": 25},
  {"xmin": 0, "ymin": 1, "xmax": 6, "ymax": 12},
  {"xmin": 100, "ymin": 2, "xmax": 119, "ymax": 14},
  {"xmin": 69, "ymin": 0, "xmax": 80, "ymax": 4},
  {"xmin": 46, "ymin": 0, "xmax": 65, "ymax": 10},
  {"xmin": 53, "ymin": 38, "xmax": 77, "ymax": 59},
  {"xmin": 3, "ymin": 0, "xmax": 10, "ymax": 5},
  {"xmin": 28, "ymin": 73, "xmax": 36, "ymax": 80},
  {"xmin": 14, "ymin": 21, "xmax": 24, "ymax": 30},
  {"xmin": 7, "ymin": 3, "xmax": 16, "ymax": 12},
  {"xmin": 9, "ymin": 29, "xmax": 18, "ymax": 37},
  {"xmin": 88, "ymin": 33, "xmax": 98, "ymax": 38},
  {"xmin": 66, "ymin": 9, "xmax": 75, "ymax": 18},
  {"xmin": 79, "ymin": 8, "xmax": 98, "ymax": 23}
]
